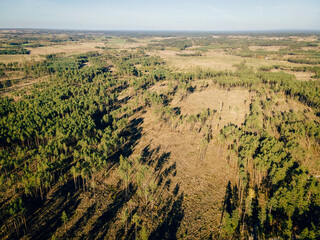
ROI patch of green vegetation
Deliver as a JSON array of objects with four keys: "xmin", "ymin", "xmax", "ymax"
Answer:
[{"xmin": 0, "ymin": 48, "xmax": 30, "ymax": 55}]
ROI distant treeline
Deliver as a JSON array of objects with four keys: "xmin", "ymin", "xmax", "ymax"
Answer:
[{"xmin": 0, "ymin": 48, "xmax": 30, "ymax": 55}]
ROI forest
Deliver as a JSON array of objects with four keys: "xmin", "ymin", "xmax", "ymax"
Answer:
[{"xmin": 0, "ymin": 29, "xmax": 320, "ymax": 239}]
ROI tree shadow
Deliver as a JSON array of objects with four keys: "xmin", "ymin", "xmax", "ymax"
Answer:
[
  {"xmin": 149, "ymin": 192, "xmax": 184, "ymax": 240},
  {"xmin": 138, "ymin": 145, "xmax": 184, "ymax": 240},
  {"xmin": 20, "ymin": 179, "xmax": 82, "ymax": 240},
  {"xmin": 66, "ymin": 202, "xmax": 97, "ymax": 238},
  {"xmin": 120, "ymin": 117, "xmax": 144, "ymax": 159},
  {"xmin": 157, "ymin": 162, "xmax": 176, "ymax": 187},
  {"xmin": 108, "ymin": 117, "xmax": 144, "ymax": 167},
  {"xmin": 110, "ymin": 82, "xmax": 129, "ymax": 95},
  {"xmin": 140, "ymin": 144, "xmax": 157, "ymax": 164},
  {"xmin": 140, "ymin": 145, "xmax": 174, "ymax": 190},
  {"xmin": 140, "ymin": 145, "xmax": 170, "ymax": 172},
  {"xmin": 155, "ymin": 152, "xmax": 171, "ymax": 172},
  {"xmin": 86, "ymin": 186, "xmax": 136, "ymax": 240}
]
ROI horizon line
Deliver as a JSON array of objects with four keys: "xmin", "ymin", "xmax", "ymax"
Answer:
[{"xmin": 1, "ymin": 27, "xmax": 320, "ymax": 34}]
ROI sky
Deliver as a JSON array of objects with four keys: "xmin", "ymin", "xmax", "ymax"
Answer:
[{"xmin": 0, "ymin": 0, "xmax": 319, "ymax": 31}]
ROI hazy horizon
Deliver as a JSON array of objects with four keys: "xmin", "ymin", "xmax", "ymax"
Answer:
[
  {"xmin": 1, "ymin": 28, "xmax": 320, "ymax": 33},
  {"xmin": 1, "ymin": 0, "xmax": 320, "ymax": 31}
]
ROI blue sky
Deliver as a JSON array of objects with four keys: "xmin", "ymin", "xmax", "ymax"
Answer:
[{"xmin": 0, "ymin": 0, "xmax": 319, "ymax": 31}]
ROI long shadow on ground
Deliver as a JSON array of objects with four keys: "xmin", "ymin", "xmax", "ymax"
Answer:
[
  {"xmin": 22, "ymin": 180, "xmax": 82, "ymax": 240},
  {"xmin": 85, "ymin": 187, "xmax": 136, "ymax": 240},
  {"xmin": 149, "ymin": 192, "xmax": 184, "ymax": 240}
]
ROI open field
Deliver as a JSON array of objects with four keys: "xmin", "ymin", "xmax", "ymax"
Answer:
[
  {"xmin": 106, "ymin": 37, "xmax": 165, "ymax": 50},
  {"xmin": 0, "ymin": 42, "xmax": 106, "ymax": 63},
  {"xmin": 0, "ymin": 54, "xmax": 37, "ymax": 63},
  {"xmin": 248, "ymin": 46, "xmax": 286, "ymax": 51},
  {"xmin": 150, "ymin": 49, "xmax": 313, "ymax": 72},
  {"xmin": 171, "ymin": 86, "xmax": 252, "ymax": 127},
  {"xmin": 27, "ymin": 42, "xmax": 106, "ymax": 56},
  {"xmin": 0, "ymin": 37, "xmax": 167, "ymax": 63}
]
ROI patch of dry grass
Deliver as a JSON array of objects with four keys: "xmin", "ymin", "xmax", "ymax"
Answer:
[
  {"xmin": 150, "ymin": 49, "xmax": 300, "ymax": 72},
  {"xmin": 171, "ymin": 87, "xmax": 252, "ymax": 128},
  {"xmin": 148, "ymin": 81, "xmax": 169, "ymax": 94},
  {"xmin": 28, "ymin": 42, "xmax": 105, "ymax": 56},
  {"xmin": 126, "ymin": 85, "xmax": 253, "ymax": 238},
  {"xmin": 106, "ymin": 37, "xmax": 167, "ymax": 50},
  {"xmin": 0, "ymin": 42, "xmax": 106, "ymax": 63},
  {"xmin": 132, "ymin": 107, "xmax": 236, "ymax": 238},
  {"xmin": 249, "ymin": 46, "xmax": 286, "ymax": 51},
  {"xmin": 289, "ymin": 35, "xmax": 319, "ymax": 42},
  {"xmin": 271, "ymin": 69, "xmax": 315, "ymax": 81},
  {"xmin": 0, "ymin": 54, "xmax": 39, "ymax": 64}
]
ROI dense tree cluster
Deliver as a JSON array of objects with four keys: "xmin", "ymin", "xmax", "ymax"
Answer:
[
  {"xmin": 0, "ymin": 48, "xmax": 30, "ymax": 55},
  {"xmin": 0, "ymin": 53, "xmax": 133, "ymax": 236},
  {"xmin": 220, "ymin": 88, "xmax": 320, "ymax": 239}
]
